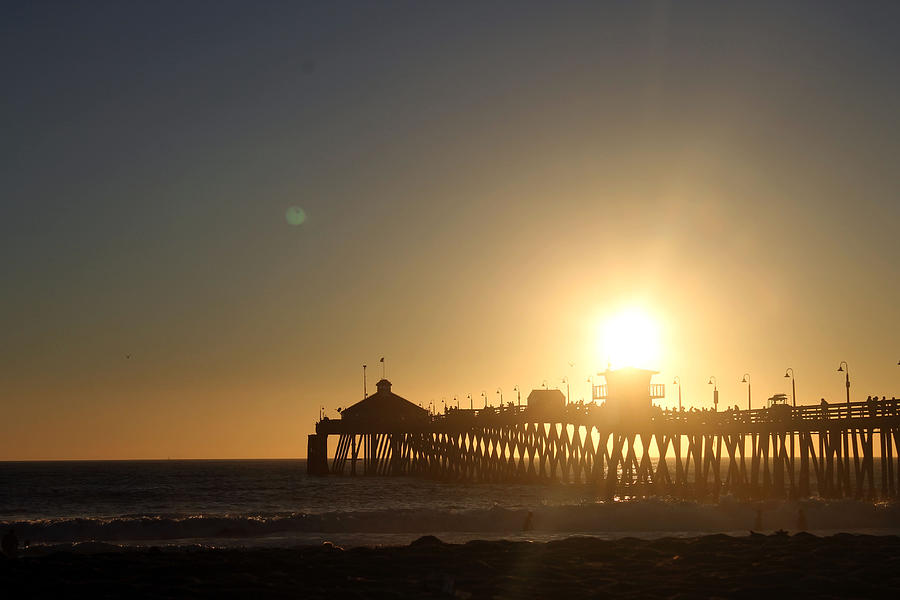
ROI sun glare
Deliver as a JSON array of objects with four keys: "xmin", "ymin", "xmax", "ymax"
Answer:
[{"xmin": 600, "ymin": 308, "xmax": 662, "ymax": 370}]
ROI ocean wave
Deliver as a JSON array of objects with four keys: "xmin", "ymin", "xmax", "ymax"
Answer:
[{"xmin": 3, "ymin": 498, "xmax": 898, "ymax": 544}]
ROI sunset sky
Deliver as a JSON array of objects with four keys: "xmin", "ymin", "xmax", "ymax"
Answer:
[{"xmin": 3, "ymin": 1, "xmax": 898, "ymax": 460}]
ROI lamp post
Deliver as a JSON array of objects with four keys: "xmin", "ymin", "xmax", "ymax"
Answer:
[
  {"xmin": 562, "ymin": 377, "xmax": 569, "ymax": 404},
  {"xmin": 837, "ymin": 361, "xmax": 850, "ymax": 408},
  {"xmin": 481, "ymin": 391, "xmax": 488, "ymax": 409},
  {"xmin": 784, "ymin": 368, "xmax": 796, "ymax": 408},
  {"xmin": 741, "ymin": 373, "xmax": 751, "ymax": 411},
  {"xmin": 497, "ymin": 387, "xmax": 503, "ymax": 406},
  {"xmin": 454, "ymin": 395, "xmax": 459, "ymax": 409},
  {"xmin": 708, "ymin": 376, "xmax": 718, "ymax": 411},
  {"xmin": 673, "ymin": 376, "xmax": 682, "ymax": 412},
  {"xmin": 513, "ymin": 386, "xmax": 521, "ymax": 407},
  {"xmin": 586, "ymin": 377, "xmax": 594, "ymax": 403},
  {"xmin": 784, "ymin": 368, "xmax": 797, "ymax": 486},
  {"xmin": 467, "ymin": 394, "xmax": 472, "ymax": 410}
]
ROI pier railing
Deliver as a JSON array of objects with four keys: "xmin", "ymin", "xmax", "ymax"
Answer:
[
  {"xmin": 592, "ymin": 383, "xmax": 666, "ymax": 400},
  {"xmin": 417, "ymin": 397, "xmax": 900, "ymax": 427}
]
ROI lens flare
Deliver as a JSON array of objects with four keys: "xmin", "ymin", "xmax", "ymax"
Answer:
[{"xmin": 285, "ymin": 206, "xmax": 307, "ymax": 226}]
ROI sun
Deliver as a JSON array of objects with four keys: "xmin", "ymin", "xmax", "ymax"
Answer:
[{"xmin": 599, "ymin": 307, "xmax": 662, "ymax": 370}]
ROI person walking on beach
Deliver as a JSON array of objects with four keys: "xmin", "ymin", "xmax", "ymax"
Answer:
[
  {"xmin": 523, "ymin": 511, "xmax": 534, "ymax": 531},
  {"xmin": 2, "ymin": 529, "xmax": 18, "ymax": 558}
]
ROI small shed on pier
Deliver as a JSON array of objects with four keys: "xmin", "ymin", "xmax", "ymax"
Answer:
[
  {"xmin": 338, "ymin": 379, "xmax": 428, "ymax": 426},
  {"xmin": 526, "ymin": 389, "xmax": 566, "ymax": 419}
]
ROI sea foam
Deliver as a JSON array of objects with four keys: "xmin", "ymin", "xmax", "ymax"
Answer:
[{"xmin": 4, "ymin": 498, "xmax": 898, "ymax": 545}]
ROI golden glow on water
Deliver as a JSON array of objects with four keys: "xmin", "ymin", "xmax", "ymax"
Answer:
[{"xmin": 599, "ymin": 308, "xmax": 662, "ymax": 371}]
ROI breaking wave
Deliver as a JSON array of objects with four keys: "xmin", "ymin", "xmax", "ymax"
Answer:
[{"xmin": 4, "ymin": 498, "xmax": 899, "ymax": 545}]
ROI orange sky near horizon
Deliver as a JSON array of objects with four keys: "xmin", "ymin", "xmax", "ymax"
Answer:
[{"xmin": 2, "ymin": 2, "xmax": 898, "ymax": 460}]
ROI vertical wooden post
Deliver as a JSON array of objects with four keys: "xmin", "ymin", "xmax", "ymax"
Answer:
[
  {"xmin": 799, "ymin": 431, "xmax": 810, "ymax": 497},
  {"xmin": 307, "ymin": 434, "xmax": 328, "ymax": 476}
]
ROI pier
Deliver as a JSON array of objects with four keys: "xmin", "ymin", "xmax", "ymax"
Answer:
[{"xmin": 307, "ymin": 372, "xmax": 900, "ymax": 500}]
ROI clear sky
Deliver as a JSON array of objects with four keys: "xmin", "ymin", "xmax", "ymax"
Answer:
[{"xmin": 2, "ymin": 1, "xmax": 898, "ymax": 459}]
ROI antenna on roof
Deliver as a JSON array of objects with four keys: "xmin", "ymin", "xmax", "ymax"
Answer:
[{"xmin": 363, "ymin": 364, "xmax": 367, "ymax": 398}]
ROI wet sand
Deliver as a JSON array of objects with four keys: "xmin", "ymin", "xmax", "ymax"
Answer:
[{"xmin": 2, "ymin": 533, "xmax": 899, "ymax": 598}]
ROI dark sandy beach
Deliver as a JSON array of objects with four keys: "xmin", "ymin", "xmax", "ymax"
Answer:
[{"xmin": 2, "ymin": 533, "xmax": 899, "ymax": 599}]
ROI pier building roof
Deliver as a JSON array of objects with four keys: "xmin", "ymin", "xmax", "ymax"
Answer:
[
  {"xmin": 526, "ymin": 389, "xmax": 566, "ymax": 405},
  {"xmin": 338, "ymin": 379, "xmax": 428, "ymax": 424},
  {"xmin": 526, "ymin": 389, "xmax": 566, "ymax": 415}
]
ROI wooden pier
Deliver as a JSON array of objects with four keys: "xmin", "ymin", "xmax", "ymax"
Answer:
[{"xmin": 307, "ymin": 377, "xmax": 900, "ymax": 500}]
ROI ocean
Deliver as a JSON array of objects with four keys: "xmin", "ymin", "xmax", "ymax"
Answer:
[{"xmin": 2, "ymin": 459, "xmax": 898, "ymax": 550}]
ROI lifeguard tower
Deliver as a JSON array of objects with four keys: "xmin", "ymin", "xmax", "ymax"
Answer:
[{"xmin": 592, "ymin": 367, "xmax": 665, "ymax": 419}]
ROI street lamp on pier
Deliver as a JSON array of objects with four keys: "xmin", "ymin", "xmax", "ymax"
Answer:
[
  {"xmin": 784, "ymin": 368, "xmax": 796, "ymax": 408},
  {"xmin": 513, "ymin": 385, "xmax": 521, "ymax": 407},
  {"xmin": 673, "ymin": 376, "xmax": 682, "ymax": 412},
  {"xmin": 708, "ymin": 376, "xmax": 718, "ymax": 411},
  {"xmin": 741, "ymin": 373, "xmax": 751, "ymax": 411},
  {"xmin": 562, "ymin": 377, "xmax": 569, "ymax": 404},
  {"xmin": 496, "ymin": 387, "xmax": 503, "ymax": 406},
  {"xmin": 481, "ymin": 390, "xmax": 488, "ymax": 408},
  {"xmin": 467, "ymin": 394, "xmax": 472, "ymax": 410},
  {"xmin": 837, "ymin": 361, "xmax": 850, "ymax": 408},
  {"xmin": 784, "ymin": 368, "xmax": 797, "ymax": 483}
]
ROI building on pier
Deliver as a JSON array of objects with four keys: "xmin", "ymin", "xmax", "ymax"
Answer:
[
  {"xmin": 307, "ymin": 378, "xmax": 426, "ymax": 475},
  {"xmin": 592, "ymin": 367, "xmax": 665, "ymax": 418},
  {"xmin": 338, "ymin": 379, "xmax": 427, "ymax": 426},
  {"xmin": 526, "ymin": 389, "xmax": 566, "ymax": 419}
]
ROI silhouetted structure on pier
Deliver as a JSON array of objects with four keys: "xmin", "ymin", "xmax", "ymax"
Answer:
[
  {"xmin": 307, "ymin": 371, "xmax": 900, "ymax": 500},
  {"xmin": 339, "ymin": 379, "xmax": 428, "ymax": 426}
]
